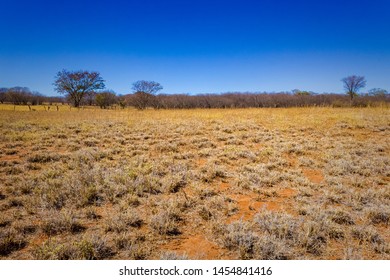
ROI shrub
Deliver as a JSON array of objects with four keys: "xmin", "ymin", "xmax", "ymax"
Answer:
[
  {"xmin": 115, "ymin": 233, "xmax": 150, "ymax": 260},
  {"xmin": 105, "ymin": 211, "xmax": 143, "ymax": 233},
  {"xmin": 220, "ymin": 220, "xmax": 258, "ymax": 259},
  {"xmin": 160, "ymin": 251, "xmax": 189, "ymax": 260},
  {"xmin": 150, "ymin": 207, "xmax": 181, "ymax": 236},
  {"xmin": 41, "ymin": 211, "xmax": 85, "ymax": 236},
  {"xmin": 351, "ymin": 226, "xmax": 383, "ymax": 244},
  {"xmin": 0, "ymin": 229, "xmax": 27, "ymax": 256},
  {"xmin": 254, "ymin": 211, "xmax": 301, "ymax": 240},
  {"xmin": 254, "ymin": 235, "xmax": 291, "ymax": 260},
  {"xmin": 34, "ymin": 235, "xmax": 114, "ymax": 260},
  {"xmin": 327, "ymin": 210, "xmax": 355, "ymax": 225},
  {"xmin": 366, "ymin": 207, "xmax": 390, "ymax": 225}
]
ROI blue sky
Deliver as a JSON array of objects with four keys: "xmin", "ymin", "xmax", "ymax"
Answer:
[{"xmin": 1, "ymin": 0, "xmax": 389, "ymax": 95}]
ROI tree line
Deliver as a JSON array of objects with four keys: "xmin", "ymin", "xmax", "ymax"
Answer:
[
  {"xmin": 127, "ymin": 92, "xmax": 389, "ymax": 109},
  {"xmin": 1, "ymin": 70, "xmax": 389, "ymax": 108},
  {"xmin": 53, "ymin": 70, "xmax": 390, "ymax": 108},
  {"xmin": 0, "ymin": 87, "xmax": 63, "ymax": 105}
]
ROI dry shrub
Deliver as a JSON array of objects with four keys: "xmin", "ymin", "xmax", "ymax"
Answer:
[
  {"xmin": 84, "ymin": 207, "xmax": 101, "ymax": 220},
  {"xmin": 327, "ymin": 210, "xmax": 355, "ymax": 225},
  {"xmin": 351, "ymin": 226, "xmax": 383, "ymax": 244},
  {"xmin": 199, "ymin": 164, "xmax": 227, "ymax": 183},
  {"xmin": 41, "ymin": 210, "xmax": 85, "ymax": 236},
  {"xmin": 160, "ymin": 251, "xmax": 189, "ymax": 260},
  {"xmin": 0, "ymin": 213, "xmax": 11, "ymax": 228},
  {"xmin": 365, "ymin": 207, "xmax": 390, "ymax": 225},
  {"xmin": 27, "ymin": 153, "xmax": 61, "ymax": 163},
  {"xmin": 162, "ymin": 175, "xmax": 187, "ymax": 193},
  {"xmin": 76, "ymin": 236, "xmax": 114, "ymax": 259},
  {"xmin": 104, "ymin": 211, "xmax": 143, "ymax": 233},
  {"xmin": 254, "ymin": 211, "xmax": 301, "ymax": 241},
  {"xmin": 198, "ymin": 206, "xmax": 213, "ymax": 221},
  {"xmin": 35, "ymin": 179, "xmax": 67, "ymax": 210},
  {"xmin": 0, "ymin": 228, "xmax": 27, "ymax": 256},
  {"xmin": 298, "ymin": 221, "xmax": 328, "ymax": 256},
  {"xmin": 254, "ymin": 235, "xmax": 292, "ymax": 260},
  {"xmin": 33, "ymin": 235, "xmax": 113, "ymax": 260},
  {"xmin": 150, "ymin": 199, "xmax": 182, "ymax": 235},
  {"xmin": 115, "ymin": 233, "xmax": 150, "ymax": 259},
  {"xmin": 219, "ymin": 220, "xmax": 258, "ymax": 259},
  {"xmin": 150, "ymin": 212, "xmax": 181, "ymax": 235}
]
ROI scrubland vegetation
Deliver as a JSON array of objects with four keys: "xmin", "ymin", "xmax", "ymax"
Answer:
[{"xmin": 0, "ymin": 106, "xmax": 389, "ymax": 259}]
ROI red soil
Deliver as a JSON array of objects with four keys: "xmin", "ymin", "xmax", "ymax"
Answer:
[{"xmin": 303, "ymin": 168, "xmax": 324, "ymax": 184}]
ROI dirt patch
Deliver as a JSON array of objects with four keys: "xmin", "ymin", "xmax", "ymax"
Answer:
[
  {"xmin": 227, "ymin": 188, "xmax": 298, "ymax": 223},
  {"xmin": 218, "ymin": 182, "xmax": 230, "ymax": 192},
  {"xmin": 278, "ymin": 188, "xmax": 297, "ymax": 197},
  {"xmin": 196, "ymin": 158, "xmax": 207, "ymax": 167},
  {"xmin": 27, "ymin": 234, "xmax": 48, "ymax": 248},
  {"xmin": 326, "ymin": 240, "xmax": 346, "ymax": 260},
  {"xmin": 0, "ymin": 155, "xmax": 21, "ymax": 161},
  {"xmin": 252, "ymin": 143, "xmax": 263, "ymax": 150},
  {"xmin": 284, "ymin": 153, "xmax": 298, "ymax": 167},
  {"xmin": 303, "ymin": 169, "xmax": 324, "ymax": 184},
  {"xmin": 161, "ymin": 234, "xmax": 229, "ymax": 259},
  {"xmin": 227, "ymin": 194, "xmax": 281, "ymax": 222}
]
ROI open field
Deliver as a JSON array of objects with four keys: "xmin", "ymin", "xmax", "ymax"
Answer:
[{"xmin": 0, "ymin": 106, "xmax": 389, "ymax": 259}]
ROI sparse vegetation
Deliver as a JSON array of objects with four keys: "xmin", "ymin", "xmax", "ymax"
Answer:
[{"xmin": 0, "ymin": 107, "xmax": 389, "ymax": 259}]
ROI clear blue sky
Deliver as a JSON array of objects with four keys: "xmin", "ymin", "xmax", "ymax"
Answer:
[{"xmin": 1, "ymin": 0, "xmax": 389, "ymax": 95}]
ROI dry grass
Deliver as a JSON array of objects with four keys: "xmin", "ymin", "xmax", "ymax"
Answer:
[{"xmin": 0, "ymin": 106, "xmax": 389, "ymax": 259}]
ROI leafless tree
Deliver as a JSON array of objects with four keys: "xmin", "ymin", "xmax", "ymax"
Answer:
[
  {"xmin": 132, "ymin": 80, "xmax": 163, "ymax": 95},
  {"xmin": 368, "ymin": 88, "xmax": 388, "ymax": 97},
  {"xmin": 85, "ymin": 91, "xmax": 97, "ymax": 106},
  {"xmin": 341, "ymin": 75, "xmax": 366, "ymax": 100},
  {"xmin": 53, "ymin": 70, "xmax": 105, "ymax": 107},
  {"xmin": 0, "ymin": 88, "xmax": 7, "ymax": 103},
  {"xmin": 124, "ymin": 91, "xmax": 390, "ymax": 109},
  {"xmin": 30, "ymin": 91, "xmax": 44, "ymax": 105},
  {"xmin": 6, "ymin": 87, "xmax": 31, "ymax": 105},
  {"xmin": 0, "ymin": 87, "xmax": 50, "ymax": 105},
  {"xmin": 131, "ymin": 80, "xmax": 163, "ymax": 109}
]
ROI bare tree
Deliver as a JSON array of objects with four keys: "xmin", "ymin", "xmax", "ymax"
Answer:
[
  {"xmin": 368, "ymin": 88, "xmax": 388, "ymax": 97},
  {"xmin": 122, "ymin": 91, "xmax": 389, "ymax": 109},
  {"xmin": 30, "ymin": 91, "xmax": 44, "ymax": 105},
  {"xmin": 85, "ymin": 91, "xmax": 97, "ymax": 106},
  {"xmin": 132, "ymin": 80, "xmax": 163, "ymax": 95},
  {"xmin": 7, "ymin": 87, "xmax": 31, "ymax": 105},
  {"xmin": 53, "ymin": 70, "xmax": 105, "ymax": 107},
  {"xmin": 0, "ymin": 88, "xmax": 7, "ymax": 104},
  {"xmin": 131, "ymin": 80, "xmax": 163, "ymax": 109},
  {"xmin": 341, "ymin": 75, "xmax": 366, "ymax": 100}
]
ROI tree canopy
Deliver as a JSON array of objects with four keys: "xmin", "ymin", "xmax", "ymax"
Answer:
[
  {"xmin": 54, "ymin": 70, "xmax": 105, "ymax": 107},
  {"xmin": 132, "ymin": 80, "xmax": 163, "ymax": 95},
  {"xmin": 131, "ymin": 80, "xmax": 163, "ymax": 109},
  {"xmin": 341, "ymin": 75, "xmax": 366, "ymax": 100}
]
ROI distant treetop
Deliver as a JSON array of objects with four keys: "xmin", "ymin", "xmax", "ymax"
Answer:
[
  {"xmin": 132, "ymin": 80, "xmax": 163, "ymax": 95},
  {"xmin": 341, "ymin": 75, "xmax": 366, "ymax": 100}
]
